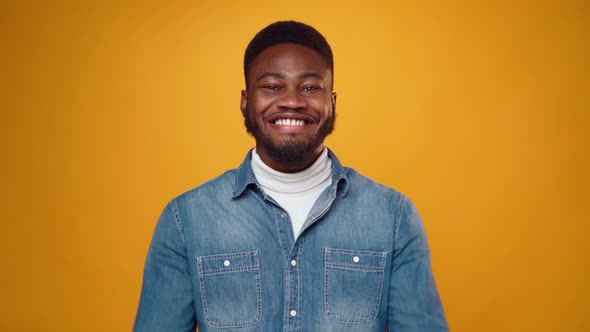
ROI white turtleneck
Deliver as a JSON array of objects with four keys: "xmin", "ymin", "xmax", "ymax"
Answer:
[{"xmin": 251, "ymin": 148, "xmax": 332, "ymax": 239}]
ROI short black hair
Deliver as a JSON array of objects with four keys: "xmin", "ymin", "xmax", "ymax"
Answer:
[{"xmin": 243, "ymin": 21, "xmax": 334, "ymax": 85}]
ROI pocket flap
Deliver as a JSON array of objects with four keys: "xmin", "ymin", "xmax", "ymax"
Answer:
[
  {"xmin": 197, "ymin": 250, "xmax": 260, "ymax": 276},
  {"xmin": 325, "ymin": 248, "xmax": 387, "ymax": 272}
]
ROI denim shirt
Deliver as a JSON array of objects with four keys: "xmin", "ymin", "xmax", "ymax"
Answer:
[{"xmin": 134, "ymin": 149, "xmax": 448, "ymax": 332}]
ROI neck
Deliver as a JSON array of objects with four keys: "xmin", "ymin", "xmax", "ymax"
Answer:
[{"xmin": 251, "ymin": 147, "xmax": 331, "ymax": 194}]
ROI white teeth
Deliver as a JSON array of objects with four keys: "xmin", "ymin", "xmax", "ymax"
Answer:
[{"xmin": 274, "ymin": 119, "xmax": 305, "ymax": 126}]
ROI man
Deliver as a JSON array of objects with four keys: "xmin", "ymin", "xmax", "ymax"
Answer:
[{"xmin": 134, "ymin": 21, "xmax": 448, "ymax": 331}]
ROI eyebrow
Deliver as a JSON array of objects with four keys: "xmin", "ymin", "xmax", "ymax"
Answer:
[{"xmin": 255, "ymin": 72, "xmax": 325, "ymax": 82}]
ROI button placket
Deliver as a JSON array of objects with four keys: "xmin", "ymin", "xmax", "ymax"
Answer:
[
  {"xmin": 285, "ymin": 244, "xmax": 302, "ymax": 330},
  {"xmin": 288, "ymin": 257, "xmax": 298, "ymax": 321}
]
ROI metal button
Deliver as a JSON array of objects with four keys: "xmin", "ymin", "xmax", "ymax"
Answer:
[
  {"xmin": 291, "ymin": 259, "xmax": 297, "ymax": 266},
  {"xmin": 223, "ymin": 260, "xmax": 230, "ymax": 267},
  {"xmin": 281, "ymin": 213, "xmax": 287, "ymax": 218},
  {"xmin": 353, "ymin": 256, "xmax": 360, "ymax": 263},
  {"xmin": 290, "ymin": 310, "xmax": 297, "ymax": 317}
]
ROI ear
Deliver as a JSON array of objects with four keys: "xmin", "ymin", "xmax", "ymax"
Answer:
[
  {"xmin": 331, "ymin": 92, "xmax": 337, "ymax": 111},
  {"xmin": 240, "ymin": 90, "xmax": 248, "ymax": 116}
]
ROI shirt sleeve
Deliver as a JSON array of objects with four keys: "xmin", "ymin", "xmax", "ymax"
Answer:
[
  {"xmin": 387, "ymin": 196, "xmax": 449, "ymax": 331},
  {"xmin": 133, "ymin": 200, "xmax": 197, "ymax": 332}
]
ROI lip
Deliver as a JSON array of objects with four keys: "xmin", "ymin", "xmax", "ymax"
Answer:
[
  {"xmin": 266, "ymin": 112, "xmax": 317, "ymax": 124},
  {"xmin": 263, "ymin": 112, "xmax": 317, "ymax": 134}
]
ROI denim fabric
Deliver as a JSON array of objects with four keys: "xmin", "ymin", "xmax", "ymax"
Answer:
[{"xmin": 134, "ymin": 149, "xmax": 448, "ymax": 332}]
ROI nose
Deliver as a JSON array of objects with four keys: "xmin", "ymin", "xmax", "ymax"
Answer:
[{"xmin": 276, "ymin": 88, "xmax": 306, "ymax": 110}]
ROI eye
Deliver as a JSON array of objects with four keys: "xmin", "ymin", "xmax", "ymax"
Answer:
[
  {"xmin": 263, "ymin": 84, "xmax": 281, "ymax": 91},
  {"xmin": 302, "ymin": 86, "xmax": 321, "ymax": 92}
]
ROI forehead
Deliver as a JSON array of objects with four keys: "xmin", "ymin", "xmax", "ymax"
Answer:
[{"xmin": 247, "ymin": 43, "xmax": 332, "ymax": 80}]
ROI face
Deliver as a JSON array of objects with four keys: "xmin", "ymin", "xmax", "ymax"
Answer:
[{"xmin": 241, "ymin": 43, "xmax": 337, "ymax": 173}]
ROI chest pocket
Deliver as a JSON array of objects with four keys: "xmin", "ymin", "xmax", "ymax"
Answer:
[
  {"xmin": 324, "ymin": 248, "xmax": 388, "ymax": 325},
  {"xmin": 197, "ymin": 250, "xmax": 262, "ymax": 328}
]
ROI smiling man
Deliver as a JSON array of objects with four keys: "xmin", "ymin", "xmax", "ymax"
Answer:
[
  {"xmin": 241, "ymin": 41, "xmax": 336, "ymax": 173},
  {"xmin": 134, "ymin": 21, "xmax": 448, "ymax": 332}
]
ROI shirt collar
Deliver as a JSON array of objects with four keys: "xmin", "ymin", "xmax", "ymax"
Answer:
[{"xmin": 232, "ymin": 148, "xmax": 350, "ymax": 199}]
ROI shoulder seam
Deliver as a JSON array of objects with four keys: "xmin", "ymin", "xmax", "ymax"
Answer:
[
  {"xmin": 393, "ymin": 194, "xmax": 407, "ymax": 241},
  {"xmin": 169, "ymin": 199, "xmax": 186, "ymax": 244}
]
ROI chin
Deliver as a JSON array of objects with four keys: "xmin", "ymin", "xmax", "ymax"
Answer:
[{"xmin": 263, "ymin": 139, "xmax": 321, "ymax": 165}]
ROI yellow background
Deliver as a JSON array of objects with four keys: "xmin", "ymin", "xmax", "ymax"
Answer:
[{"xmin": 1, "ymin": 1, "xmax": 588, "ymax": 331}]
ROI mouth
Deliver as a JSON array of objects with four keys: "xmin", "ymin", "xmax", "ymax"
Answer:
[
  {"xmin": 267, "ymin": 113, "xmax": 316, "ymax": 129},
  {"xmin": 272, "ymin": 118, "xmax": 308, "ymax": 126}
]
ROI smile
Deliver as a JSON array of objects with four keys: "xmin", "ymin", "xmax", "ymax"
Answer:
[{"xmin": 273, "ymin": 119, "xmax": 307, "ymax": 126}]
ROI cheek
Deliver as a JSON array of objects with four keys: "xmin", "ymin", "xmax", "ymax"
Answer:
[
  {"xmin": 251, "ymin": 95, "xmax": 275, "ymax": 114},
  {"xmin": 311, "ymin": 98, "xmax": 333, "ymax": 115}
]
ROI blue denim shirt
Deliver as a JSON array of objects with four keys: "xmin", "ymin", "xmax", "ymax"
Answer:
[{"xmin": 134, "ymin": 149, "xmax": 448, "ymax": 331}]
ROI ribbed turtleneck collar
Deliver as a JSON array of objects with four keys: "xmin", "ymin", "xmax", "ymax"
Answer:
[{"xmin": 251, "ymin": 148, "xmax": 332, "ymax": 195}]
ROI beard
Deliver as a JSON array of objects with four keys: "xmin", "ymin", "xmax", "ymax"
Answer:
[{"xmin": 243, "ymin": 105, "xmax": 336, "ymax": 167}]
